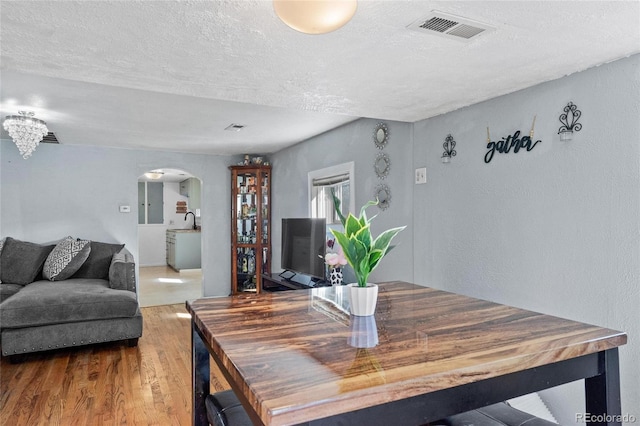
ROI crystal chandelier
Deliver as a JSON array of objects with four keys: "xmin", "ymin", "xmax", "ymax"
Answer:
[{"xmin": 3, "ymin": 111, "xmax": 49, "ymax": 159}]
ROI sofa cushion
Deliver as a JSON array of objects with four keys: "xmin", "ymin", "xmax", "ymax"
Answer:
[
  {"xmin": 43, "ymin": 237, "xmax": 92, "ymax": 281},
  {"xmin": 0, "ymin": 283, "xmax": 22, "ymax": 302},
  {"xmin": 109, "ymin": 249, "xmax": 136, "ymax": 291},
  {"xmin": 0, "ymin": 237, "xmax": 5, "ymax": 283},
  {"xmin": 0, "ymin": 278, "xmax": 139, "ymax": 329},
  {"xmin": 0, "ymin": 237, "xmax": 55, "ymax": 285},
  {"xmin": 72, "ymin": 241, "xmax": 125, "ymax": 280}
]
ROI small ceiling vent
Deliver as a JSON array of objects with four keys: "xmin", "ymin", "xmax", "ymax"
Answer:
[
  {"xmin": 407, "ymin": 11, "xmax": 494, "ymax": 42},
  {"xmin": 41, "ymin": 132, "xmax": 59, "ymax": 144},
  {"xmin": 225, "ymin": 123, "xmax": 245, "ymax": 132}
]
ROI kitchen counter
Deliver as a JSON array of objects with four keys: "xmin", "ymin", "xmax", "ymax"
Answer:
[{"xmin": 166, "ymin": 230, "xmax": 202, "ymax": 270}]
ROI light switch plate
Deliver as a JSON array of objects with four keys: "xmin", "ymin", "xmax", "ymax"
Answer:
[
  {"xmin": 119, "ymin": 205, "xmax": 131, "ymax": 213},
  {"xmin": 415, "ymin": 167, "xmax": 427, "ymax": 184}
]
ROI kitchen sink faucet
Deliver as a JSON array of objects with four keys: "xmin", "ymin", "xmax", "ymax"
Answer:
[{"xmin": 185, "ymin": 211, "xmax": 197, "ymax": 230}]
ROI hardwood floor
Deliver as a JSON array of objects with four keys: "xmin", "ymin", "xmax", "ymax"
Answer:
[{"xmin": 0, "ymin": 304, "xmax": 229, "ymax": 425}]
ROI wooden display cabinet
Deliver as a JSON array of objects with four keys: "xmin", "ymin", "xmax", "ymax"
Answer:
[{"xmin": 230, "ymin": 165, "xmax": 271, "ymax": 294}]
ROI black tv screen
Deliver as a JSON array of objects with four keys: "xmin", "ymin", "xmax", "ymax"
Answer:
[{"xmin": 281, "ymin": 218, "xmax": 326, "ymax": 280}]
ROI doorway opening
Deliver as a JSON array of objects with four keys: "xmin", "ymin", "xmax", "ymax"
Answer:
[{"xmin": 137, "ymin": 167, "xmax": 203, "ymax": 307}]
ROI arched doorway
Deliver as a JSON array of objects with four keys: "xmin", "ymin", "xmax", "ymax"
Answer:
[{"xmin": 137, "ymin": 167, "xmax": 203, "ymax": 307}]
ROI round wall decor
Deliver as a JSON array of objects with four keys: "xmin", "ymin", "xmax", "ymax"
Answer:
[
  {"xmin": 374, "ymin": 184, "xmax": 391, "ymax": 210},
  {"xmin": 374, "ymin": 152, "xmax": 391, "ymax": 179},
  {"xmin": 373, "ymin": 122, "xmax": 389, "ymax": 149}
]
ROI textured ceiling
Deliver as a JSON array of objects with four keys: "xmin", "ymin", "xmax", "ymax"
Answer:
[{"xmin": 1, "ymin": 0, "xmax": 639, "ymax": 155}]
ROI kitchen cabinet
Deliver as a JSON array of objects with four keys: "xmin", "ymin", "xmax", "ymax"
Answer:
[
  {"xmin": 180, "ymin": 178, "xmax": 201, "ymax": 212},
  {"xmin": 166, "ymin": 230, "xmax": 201, "ymax": 271},
  {"xmin": 230, "ymin": 165, "xmax": 271, "ymax": 294},
  {"xmin": 138, "ymin": 181, "xmax": 164, "ymax": 224}
]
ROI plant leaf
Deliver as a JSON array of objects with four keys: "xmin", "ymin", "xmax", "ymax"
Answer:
[
  {"xmin": 345, "ymin": 214, "xmax": 362, "ymax": 238},
  {"xmin": 358, "ymin": 257, "xmax": 371, "ymax": 286},
  {"xmin": 331, "ymin": 230, "xmax": 356, "ymax": 269},
  {"xmin": 353, "ymin": 224, "xmax": 371, "ymax": 251},
  {"xmin": 385, "ymin": 244, "xmax": 397, "ymax": 256},
  {"xmin": 330, "ymin": 188, "xmax": 347, "ymax": 226},
  {"xmin": 372, "ymin": 226, "xmax": 406, "ymax": 253},
  {"xmin": 359, "ymin": 201, "xmax": 378, "ymax": 226},
  {"xmin": 361, "ymin": 199, "xmax": 378, "ymax": 215},
  {"xmin": 351, "ymin": 238, "xmax": 368, "ymax": 265},
  {"xmin": 368, "ymin": 249, "xmax": 384, "ymax": 271}
]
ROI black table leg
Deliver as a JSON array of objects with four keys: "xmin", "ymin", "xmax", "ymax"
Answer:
[
  {"xmin": 584, "ymin": 349, "xmax": 621, "ymax": 426},
  {"xmin": 192, "ymin": 320, "xmax": 211, "ymax": 426}
]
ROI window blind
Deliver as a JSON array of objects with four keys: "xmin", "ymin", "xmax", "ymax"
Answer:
[{"xmin": 312, "ymin": 173, "xmax": 350, "ymax": 187}]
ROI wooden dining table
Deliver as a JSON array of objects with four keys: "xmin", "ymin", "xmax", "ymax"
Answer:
[{"xmin": 187, "ymin": 281, "xmax": 627, "ymax": 426}]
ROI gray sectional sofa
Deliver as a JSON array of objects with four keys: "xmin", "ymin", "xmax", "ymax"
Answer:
[{"xmin": 0, "ymin": 237, "xmax": 143, "ymax": 361}]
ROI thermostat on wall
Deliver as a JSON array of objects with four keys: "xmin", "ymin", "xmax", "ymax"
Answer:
[{"xmin": 119, "ymin": 205, "xmax": 131, "ymax": 213}]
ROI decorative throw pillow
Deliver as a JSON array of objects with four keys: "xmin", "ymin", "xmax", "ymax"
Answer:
[
  {"xmin": 72, "ymin": 241, "xmax": 125, "ymax": 280},
  {"xmin": 43, "ymin": 236, "xmax": 92, "ymax": 281},
  {"xmin": 0, "ymin": 237, "xmax": 55, "ymax": 285}
]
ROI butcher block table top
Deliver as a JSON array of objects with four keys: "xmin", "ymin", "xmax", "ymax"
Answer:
[{"xmin": 187, "ymin": 281, "xmax": 627, "ymax": 426}]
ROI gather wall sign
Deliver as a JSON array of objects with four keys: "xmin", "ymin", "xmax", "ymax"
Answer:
[{"xmin": 485, "ymin": 116, "xmax": 541, "ymax": 164}]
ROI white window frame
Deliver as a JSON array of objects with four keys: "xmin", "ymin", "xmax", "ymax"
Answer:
[{"xmin": 308, "ymin": 162, "xmax": 355, "ymax": 224}]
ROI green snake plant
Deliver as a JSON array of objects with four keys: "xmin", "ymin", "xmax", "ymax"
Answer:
[{"xmin": 330, "ymin": 191, "xmax": 406, "ymax": 287}]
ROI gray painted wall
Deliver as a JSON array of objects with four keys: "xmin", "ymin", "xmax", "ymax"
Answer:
[
  {"xmin": 413, "ymin": 55, "xmax": 639, "ymax": 422},
  {"xmin": 270, "ymin": 55, "xmax": 639, "ymax": 422},
  {"xmin": 0, "ymin": 141, "xmax": 233, "ymax": 297},
  {"xmin": 271, "ymin": 118, "xmax": 414, "ymax": 285}
]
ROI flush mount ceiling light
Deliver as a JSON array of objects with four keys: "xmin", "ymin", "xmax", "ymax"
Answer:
[
  {"xmin": 3, "ymin": 111, "xmax": 49, "ymax": 159},
  {"xmin": 144, "ymin": 170, "xmax": 164, "ymax": 180},
  {"xmin": 273, "ymin": 0, "xmax": 357, "ymax": 34}
]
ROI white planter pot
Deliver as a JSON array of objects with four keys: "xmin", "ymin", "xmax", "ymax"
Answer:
[{"xmin": 347, "ymin": 283, "xmax": 378, "ymax": 316}]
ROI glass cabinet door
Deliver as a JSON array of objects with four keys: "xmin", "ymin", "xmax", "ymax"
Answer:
[
  {"xmin": 236, "ymin": 247, "xmax": 257, "ymax": 292},
  {"xmin": 231, "ymin": 165, "xmax": 271, "ymax": 294},
  {"xmin": 236, "ymin": 171, "xmax": 258, "ymax": 245},
  {"xmin": 261, "ymin": 170, "xmax": 270, "ymax": 245},
  {"xmin": 261, "ymin": 247, "xmax": 270, "ymax": 276}
]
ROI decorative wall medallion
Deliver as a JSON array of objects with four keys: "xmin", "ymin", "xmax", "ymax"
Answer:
[
  {"xmin": 442, "ymin": 134, "xmax": 457, "ymax": 163},
  {"xmin": 374, "ymin": 152, "xmax": 391, "ymax": 179},
  {"xmin": 374, "ymin": 184, "xmax": 391, "ymax": 210},
  {"xmin": 558, "ymin": 101, "xmax": 582, "ymax": 141},
  {"xmin": 373, "ymin": 123, "xmax": 389, "ymax": 149}
]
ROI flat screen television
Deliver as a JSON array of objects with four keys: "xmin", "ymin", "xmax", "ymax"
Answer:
[{"xmin": 281, "ymin": 218, "xmax": 326, "ymax": 280}]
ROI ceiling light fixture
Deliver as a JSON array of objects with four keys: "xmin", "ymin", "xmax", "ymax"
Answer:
[
  {"xmin": 144, "ymin": 171, "xmax": 164, "ymax": 180},
  {"xmin": 273, "ymin": 0, "xmax": 357, "ymax": 34},
  {"xmin": 3, "ymin": 111, "xmax": 49, "ymax": 159}
]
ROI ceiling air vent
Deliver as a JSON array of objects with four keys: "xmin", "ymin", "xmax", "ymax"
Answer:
[
  {"xmin": 225, "ymin": 123, "xmax": 245, "ymax": 132},
  {"xmin": 41, "ymin": 132, "xmax": 59, "ymax": 144},
  {"xmin": 407, "ymin": 11, "xmax": 494, "ymax": 42}
]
